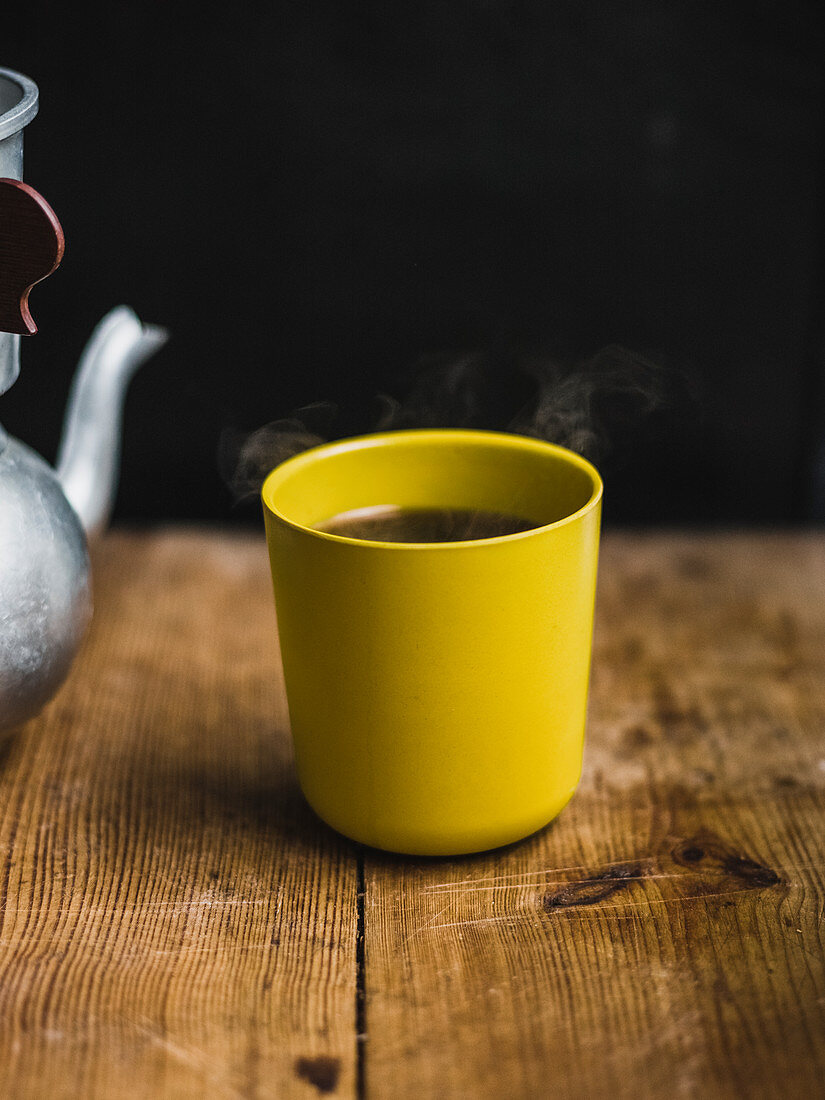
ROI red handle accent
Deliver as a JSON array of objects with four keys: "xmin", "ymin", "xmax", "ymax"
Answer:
[{"xmin": 0, "ymin": 178, "xmax": 64, "ymax": 335}]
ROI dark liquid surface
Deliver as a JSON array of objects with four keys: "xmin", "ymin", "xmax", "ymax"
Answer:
[{"xmin": 315, "ymin": 506, "xmax": 535, "ymax": 543}]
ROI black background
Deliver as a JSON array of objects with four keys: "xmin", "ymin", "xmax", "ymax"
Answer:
[{"xmin": 3, "ymin": 1, "xmax": 824, "ymax": 526}]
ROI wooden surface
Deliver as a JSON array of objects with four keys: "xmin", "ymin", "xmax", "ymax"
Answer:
[{"xmin": 1, "ymin": 529, "xmax": 823, "ymax": 1098}]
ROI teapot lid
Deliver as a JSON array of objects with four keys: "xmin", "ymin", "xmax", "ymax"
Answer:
[{"xmin": 0, "ymin": 68, "xmax": 38, "ymax": 142}]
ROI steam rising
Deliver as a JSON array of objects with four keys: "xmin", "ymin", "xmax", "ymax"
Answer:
[
  {"xmin": 374, "ymin": 345, "xmax": 669, "ymax": 461},
  {"xmin": 219, "ymin": 404, "xmax": 335, "ymax": 503},
  {"xmin": 221, "ymin": 346, "xmax": 675, "ymax": 503}
]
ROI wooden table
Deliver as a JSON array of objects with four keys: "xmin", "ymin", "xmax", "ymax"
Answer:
[{"xmin": 1, "ymin": 530, "xmax": 823, "ymax": 1098}]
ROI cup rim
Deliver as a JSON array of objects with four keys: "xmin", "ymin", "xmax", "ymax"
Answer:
[{"xmin": 261, "ymin": 428, "xmax": 603, "ymax": 549}]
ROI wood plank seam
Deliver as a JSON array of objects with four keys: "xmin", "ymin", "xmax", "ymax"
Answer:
[{"xmin": 356, "ymin": 854, "xmax": 367, "ymax": 1100}]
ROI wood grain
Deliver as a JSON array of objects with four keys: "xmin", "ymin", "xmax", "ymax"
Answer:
[
  {"xmin": 1, "ymin": 530, "xmax": 824, "ymax": 1099},
  {"xmin": 363, "ymin": 532, "xmax": 825, "ymax": 1099},
  {"xmin": 0, "ymin": 531, "xmax": 357, "ymax": 1098}
]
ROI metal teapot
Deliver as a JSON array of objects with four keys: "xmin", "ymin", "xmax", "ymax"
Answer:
[{"xmin": 0, "ymin": 66, "xmax": 166, "ymax": 732}]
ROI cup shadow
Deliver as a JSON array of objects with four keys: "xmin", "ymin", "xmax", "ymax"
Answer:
[{"xmin": 133, "ymin": 734, "xmax": 360, "ymax": 871}]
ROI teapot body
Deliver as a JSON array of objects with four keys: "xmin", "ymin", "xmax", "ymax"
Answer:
[
  {"xmin": 0, "ymin": 67, "xmax": 166, "ymax": 734},
  {"xmin": 0, "ymin": 436, "xmax": 91, "ymax": 731}
]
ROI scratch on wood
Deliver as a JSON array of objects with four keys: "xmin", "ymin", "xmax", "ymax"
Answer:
[
  {"xmin": 0, "ymin": 898, "xmax": 272, "ymax": 916},
  {"xmin": 414, "ymin": 917, "xmax": 522, "ymax": 933},
  {"xmin": 419, "ymin": 888, "xmax": 774, "ymax": 931},
  {"xmin": 131, "ymin": 1020, "xmax": 248, "ymax": 1098},
  {"xmin": 401, "ymin": 903, "xmax": 456, "ymax": 946},
  {"xmin": 424, "ymin": 835, "xmax": 785, "ymax": 903},
  {"xmin": 418, "ymin": 868, "xmax": 790, "ymax": 895},
  {"xmin": 424, "ymin": 861, "xmax": 631, "ymax": 891}
]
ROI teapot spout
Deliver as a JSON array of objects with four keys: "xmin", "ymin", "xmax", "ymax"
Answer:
[{"xmin": 56, "ymin": 306, "xmax": 167, "ymax": 540}]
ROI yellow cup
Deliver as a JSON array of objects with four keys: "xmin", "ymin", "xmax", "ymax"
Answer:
[{"xmin": 262, "ymin": 429, "xmax": 602, "ymax": 856}]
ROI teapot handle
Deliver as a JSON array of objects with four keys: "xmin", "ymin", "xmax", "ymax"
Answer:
[{"xmin": 0, "ymin": 178, "xmax": 64, "ymax": 335}]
